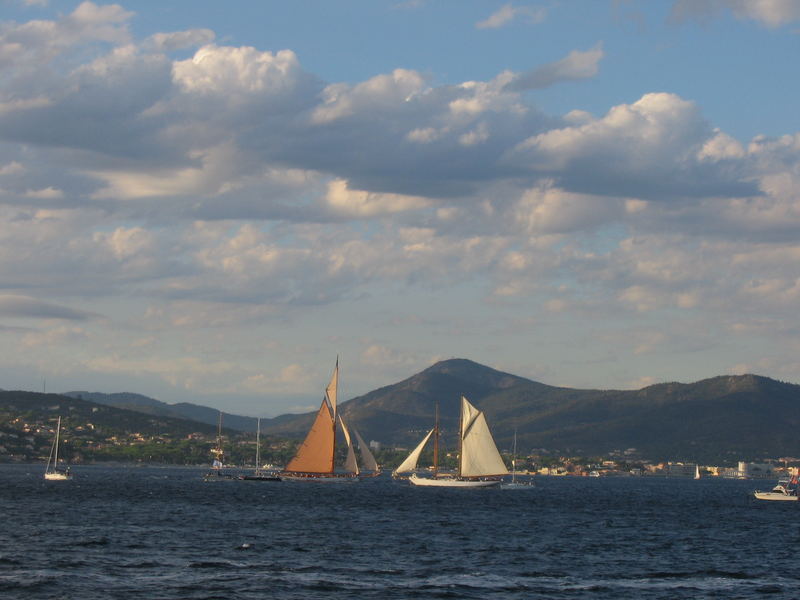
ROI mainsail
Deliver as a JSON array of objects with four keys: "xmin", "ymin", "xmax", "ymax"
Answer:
[
  {"xmin": 284, "ymin": 400, "xmax": 335, "ymax": 474},
  {"xmin": 459, "ymin": 396, "xmax": 508, "ymax": 478}
]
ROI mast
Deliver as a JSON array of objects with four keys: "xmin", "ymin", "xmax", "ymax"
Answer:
[
  {"xmin": 212, "ymin": 411, "xmax": 224, "ymax": 468},
  {"xmin": 433, "ymin": 399, "xmax": 439, "ymax": 476},
  {"xmin": 328, "ymin": 358, "xmax": 338, "ymax": 474},
  {"xmin": 457, "ymin": 397, "xmax": 463, "ymax": 478},
  {"xmin": 255, "ymin": 417, "xmax": 261, "ymax": 473},
  {"xmin": 53, "ymin": 416, "xmax": 61, "ymax": 468},
  {"xmin": 511, "ymin": 429, "xmax": 517, "ymax": 483}
]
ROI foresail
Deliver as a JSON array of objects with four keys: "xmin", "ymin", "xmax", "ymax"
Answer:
[
  {"xmin": 459, "ymin": 396, "xmax": 509, "ymax": 478},
  {"xmin": 338, "ymin": 414, "xmax": 359, "ymax": 474},
  {"xmin": 284, "ymin": 399, "xmax": 335, "ymax": 473},
  {"xmin": 393, "ymin": 428, "xmax": 434, "ymax": 475},
  {"xmin": 353, "ymin": 428, "xmax": 379, "ymax": 472}
]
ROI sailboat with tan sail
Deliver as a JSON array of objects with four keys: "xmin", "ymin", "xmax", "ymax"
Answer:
[
  {"xmin": 279, "ymin": 359, "xmax": 379, "ymax": 481},
  {"xmin": 394, "ymin": 396, "xmax": 508, "ymax": 488}
]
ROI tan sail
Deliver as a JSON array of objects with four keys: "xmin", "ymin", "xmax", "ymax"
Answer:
[
  {"xmin": 284, "ymin": 400, "xmax": 335, "ymax": 473},
  {"xmin": 459, "ymin": 396, "xmax": 509, "ymax": 478}
]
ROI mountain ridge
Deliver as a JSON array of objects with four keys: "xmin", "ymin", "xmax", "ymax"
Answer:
[{"xmin": 50, "ymin": 359, "xmax": 800, "ymax": 462}]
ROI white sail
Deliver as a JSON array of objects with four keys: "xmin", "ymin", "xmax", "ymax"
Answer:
[
  {"xmin": 326, "ymin": 359, "xmax": 338, "ymax": 416},
  {"xmin": 44, "ymin": 416, "xmax": 72, "ymax": 480},
  {"xmin": 353, "ymin": 428, "xmax": 379, "ymax": 472},
  {"xmin": 459, "ymin": 396, "xmax": 509, "ymax": 478},
  {"xmin": 393, "ymin": 428, "xmax": 434, "ymax": 475},
  {"xmin": 338, "ymin": 414, "xmax": 359, "ymax": 475}
]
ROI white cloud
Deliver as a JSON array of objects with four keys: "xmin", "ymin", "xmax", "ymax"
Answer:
[
  {"xmin": 145, "ymin": 29, "xmax": 215, "ymax": 52},
  {"xmin": 324, "ymin": 179, "xmax": 430, "ymax": 217},
  {"xmin": 312, "ymin": 69, "xmax": 426, "ymax": 124},
  {"xmin": 476, "ymin": 3, "xmax": 547, "ymax": 29},
  {"xmin": 509, "ymin": 92, "xmax": 757, "ymax": 200},
  {"xmin": 24, "ymin": 186, "xmax": 63, "ymax": 199},
  {"xmin": 671, "ymin": 0, "xmax": 800, "ymax": 27},
  {"xmin": 504, "ymin": 44, "xmax": 605, "ymax": 92},
  {"xmin": 513, "ymin": 180, "xmax": 624, "ymax": 234}
]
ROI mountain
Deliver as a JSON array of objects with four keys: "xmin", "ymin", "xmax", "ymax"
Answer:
[
  {"xmin": 258, "ymin": 359, "xmax": 800, "ymax": 463},
  {"xmin": 0, "ymin": 390, "xmax": 221, "ymax": 437},
  {"xmin": 65, "ymin": 391, "xmax": 260, "ymax": 433}
]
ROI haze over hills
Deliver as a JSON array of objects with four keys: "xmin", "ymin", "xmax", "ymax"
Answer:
[
  {"xmin": 40, "ymin": 358, "xmax": 800, "ymax": 463},
  {"xmin": 64, "ymin": 391, "xmax": 260, "ymax": 433}
]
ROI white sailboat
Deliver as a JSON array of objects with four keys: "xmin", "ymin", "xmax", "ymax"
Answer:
[
  {"xmin": 694, "ymin": 464, "xmax": 701, "ymax": 480},
  {"xmin": 280, "ymin": 359, "xmax": 377, "ymax": 481},
  {"xmin": 395, "ymin": 396, "xmax": 508, "ymax": 488},
  {"xmin": 44, "ymin": 416, "xmax": 72, "ymax": 481},
  {"xmin": 242, "ymin": 417, "xmax": 281, "ymax": 481},
  {"xmin": 501, "ymin": 429, "xmax": 533, "ymax": 489}
]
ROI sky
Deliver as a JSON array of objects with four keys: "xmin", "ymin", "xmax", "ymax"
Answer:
[{"xmin": 0, "ymin": 0, "xmax": 799, "ymax": 417}]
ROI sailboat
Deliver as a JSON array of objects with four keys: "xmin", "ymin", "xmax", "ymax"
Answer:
[
  {"xmin": 242, "ymin": 418, "xmax": 281, "ymax": 481},
  {"xmin": 204, "ymin": 411, "xmax": 235, "ymax": 481},
  {"xmin": 501, "ymin": 429, "xmax": 533, "ymax": 489},
  {"xmin": 279, "ymin": 359, "xmax": 378, "ymax": 481},
  {"xmin": 694, "ymin": 464, "xmax": 701, "ymax": 480},
  {"xmin": 44, "ymin": 416, "xmax": 72, "ymax": 481},
  {"xmin": 395, "ymin": 396, "xmax": 508, "ymax": 488}
]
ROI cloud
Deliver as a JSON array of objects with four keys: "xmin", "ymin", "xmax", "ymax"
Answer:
[
  {"xmin": 476, "ymin": 3, "xmax": 547, "ymax": 29},
  {"xmin": 508, "ymin": 92, "xmax": 759, "ymax": 200},
  {"xmin": 504, "ymin": 44, "xmax": 605, "ymax": 92},
  {"xmin": 145, "ymin": 29, "xmax": 215, "ymax": 52},
  {"xmin": 324, "ymin": 179, "xmax": 430, "ymax": 217},
  {"xmin": 670, "ymin": 0, "xmax": 800, "ymax": 27},
  {"xmin": 0, "ymin": 295, "xmax": 97, "ymax": 320}
]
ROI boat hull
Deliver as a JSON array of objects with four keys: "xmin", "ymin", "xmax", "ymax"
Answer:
[
  {"xmin": 241, "ymin": 475, "xmax": 282, "ymax": 482},
  {"xmin": 754, "ymin": 491, "xmax": 799, "ymax": 501},
  {"xmin": 44, "ymin": 472, "xmax": 72, "ymax": 481},
  {"xmin": 280, "ymin": 473, "xmax": 358, "ymax": 483},
  {"xmin": 408, "ymin": 474, "xmax": 501, "ymax": 488},
  {"xmin": 501, "ymin": 482, "xmax": 534, "ymax": 489}
]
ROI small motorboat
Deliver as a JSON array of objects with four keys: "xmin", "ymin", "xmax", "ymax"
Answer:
[{"xmin": 754, "ymin": 477, "xmax": 799, "ymax": 502}]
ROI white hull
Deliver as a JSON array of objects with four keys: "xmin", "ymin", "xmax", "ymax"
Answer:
[
  {"xmin": 754, "ymin": 491, "xmax": 799, "ymax": 501},
  {"xmin": 501, "ymin": 482, "xmax": 534, "ymax": 489},
  {"xmin": 44, "ymin": 472, "xmax": 72, "ymax": 481},
  {"xmin": 408, "ymin": 474, "xmax": 501, "ymax": 488}
]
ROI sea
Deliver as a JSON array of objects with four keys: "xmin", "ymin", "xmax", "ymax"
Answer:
[{"xmin": 1, "ymin": 465, "xmax": 798, "ymax": 600}]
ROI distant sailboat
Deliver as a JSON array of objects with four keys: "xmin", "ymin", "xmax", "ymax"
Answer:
[
  {"xmin": 395, "ymin": 396, "xmax": 508, "ymax": 488},
  {"xmin": 44, "ymin": 416, "xmax": 72, "ymax": 481},
  {"xmin": 204, "ymin": 411, "xmax": 235, "ymax": 481},
  {"xmin": 694, "ymin": 464, "xmax": 701, "ymax": 480},
  {"xmin": 501, "ymin": 429, "xmax": 533, "ymax": 489},
  {"xmin": 242, "ymin": 417, "xmax": 281, "ymax": 481},
  {"xmin": 280, "ymin": 359, "xmax": 376, "ymax": 481}
]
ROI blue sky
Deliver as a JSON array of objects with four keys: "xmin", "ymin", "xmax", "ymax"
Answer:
[{"xmin": 0, "ymin": 0, "xmax": 799, "ymax": 416}]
